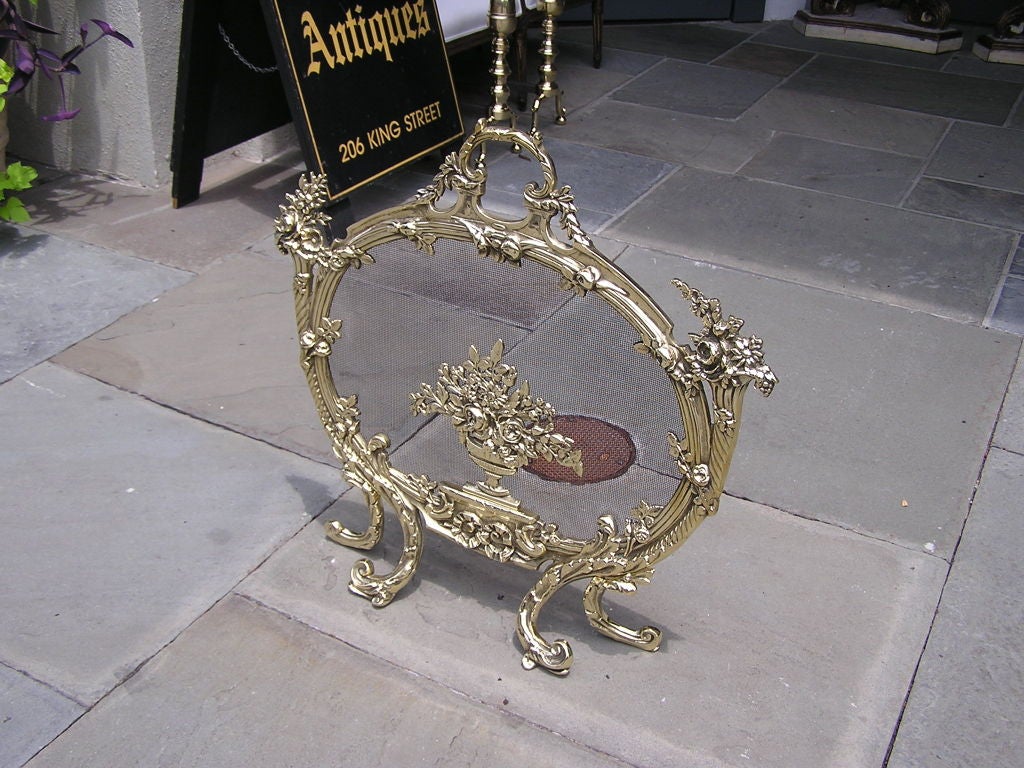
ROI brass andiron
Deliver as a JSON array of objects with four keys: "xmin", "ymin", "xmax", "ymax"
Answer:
[
  {"xmin": 275, "ymin": 0, "xmax": 776, "ymax": 675},
  {"xmin": 530, "ymin": 0, "xmax": 567, "ymax": 133},
  {"xmin": 488, "ymin": 0, "xmax": 518, "ymax": 129}
]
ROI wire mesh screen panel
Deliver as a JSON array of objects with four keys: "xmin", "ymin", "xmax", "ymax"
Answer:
[
  {"xmin": 502, "ymin": 291, "xmax": 684, "ymax": 539},
  {"xmin": 327, "ymin": 234, "xmax": 684, "ymax": 541}
]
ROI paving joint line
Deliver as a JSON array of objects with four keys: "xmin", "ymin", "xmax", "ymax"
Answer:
[
  {"xmin": 984, "ymin": 231, "xmax": 1023, "ymax": 328},
  {"xmin": 724, "ymin": 490, "xmax": 953, "ymax": 562},
  {"xmin": 594, "ymin": 162, "xmax": 682, "ymax": 236},
  {"xmin": 608, "ymin": 239, "xmax": 1000, "ymax": 328},
  {"xmin": 896, "ymin": 117, "xmax": 952, "ymax": 209},
  {"xmin": 881, "ymin": 339, "xmax": 1022, "ymax": 766},
  {"xmin": 0, "ymin": 659, "xmax": 88, "ymax": 709},
  {"xmin": 47, "ymin": 361, "xmax": 343, "ymax": 471}
]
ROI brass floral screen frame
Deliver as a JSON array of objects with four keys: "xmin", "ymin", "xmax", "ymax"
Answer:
[{"xmin": 274, "ymin": 1, "xmax": 775, "ymax": 676}]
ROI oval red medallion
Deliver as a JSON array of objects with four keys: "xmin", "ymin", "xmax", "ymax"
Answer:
[{"xmin": 525, "ymin": 415, "xmax": 636, "ymax": 485}]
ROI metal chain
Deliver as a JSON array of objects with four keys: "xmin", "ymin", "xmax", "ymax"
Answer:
[{"xmin": 217, "ymin": 23, "xmax": 278, "ymax": 75}]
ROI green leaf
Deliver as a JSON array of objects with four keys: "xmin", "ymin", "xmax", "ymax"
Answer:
[
  {"xmin": 1, "ymin": 162, "xmax": 39, "ymax": 192},
  {"xmin": 0, "ymin": 196, "xmax": 31, "ymax": 223}
]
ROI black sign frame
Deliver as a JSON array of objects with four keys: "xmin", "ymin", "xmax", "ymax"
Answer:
[{"xmin": 259, "ymin": 0, "xmax": 464, "ymax": 202}]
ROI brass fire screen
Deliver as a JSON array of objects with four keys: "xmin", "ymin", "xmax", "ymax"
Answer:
[{"xmin": 275, "ymin": 2, "xmax": 775, "ymax": 676}]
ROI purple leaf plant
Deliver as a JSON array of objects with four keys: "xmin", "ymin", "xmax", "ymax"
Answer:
[{"xmin": 0, "ymin": 1, "xmax": 133, "ymax": 121}]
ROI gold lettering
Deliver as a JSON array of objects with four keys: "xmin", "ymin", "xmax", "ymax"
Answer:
[
  {"xmin": 300, "ymin": 1, "xmax": 434, "ymax": 76},
  {"xmin": 344, "ymin": 8, "xmax": 365, "ymax": 58},
  {"xmin": 328, "ymin": 23, "xmax": 350, "ymax": 65},
  {"xmin": 301, "ymin": 11, "xmax": 335, "ymax": 75},
  {"xmin": 353, "ymin": 5, "xmax": 375, "ymax": 58},
  {"xmin": 367, "ymin": 119, "xmax": 402, "ymax": 149},
  {"xmin": 414, "ymin": 0, "xmax": 431, "ymax": 37},
  {"xmin": 402, "ymin": 2, "xmax": 417, "ymax": 40},
  {"xmin": 384, "ymin": 7, "xmax": 405, "ymax": 45},
  {"xmin": 403, "ymin": 100, "xmax": 441, "ymax": 132},
  {"xmin": 367, "ymin": 11, "xmax": 393, "ymax": 62}
]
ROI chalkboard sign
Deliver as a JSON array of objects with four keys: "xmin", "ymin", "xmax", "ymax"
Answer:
[
  {"xmin": 171, "ymin": 0, "xmax": 294, "ymax": 208},
  {"xmin": 260, "ymin": 0, "xmax": 464, "ymax": 202}
]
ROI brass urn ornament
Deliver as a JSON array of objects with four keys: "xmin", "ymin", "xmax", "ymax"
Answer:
[{"xmin": 276, "ymin": 0, "xmax": 776, "ymax": 675}]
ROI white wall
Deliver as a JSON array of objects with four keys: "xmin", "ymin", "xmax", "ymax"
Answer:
[
  {"xmin": 7, "ymin": 1, "xmax": 180, "ymax": 187},
  {"xmin": 763, "ymin": 0, "xmax": 806, "ymax": 20}
]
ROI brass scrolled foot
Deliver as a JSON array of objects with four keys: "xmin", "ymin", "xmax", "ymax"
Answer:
[
  {"xmin": 347, "ymin": 494, "xmax": 424, "ymax": 607},
  {"xmin": 583, "ymin": 578, "xmax": 662, "ymax": 652},
  {"xmin": 325, "ymin": 489, "xmax": 384, "ymax": 550},
  {"xmin": 516, "ymin": 569, "xmax": 576, "ymax": 675},
  {"xmin": 520, "ymin": 638, "xmax": 573, "ymax": 675}
]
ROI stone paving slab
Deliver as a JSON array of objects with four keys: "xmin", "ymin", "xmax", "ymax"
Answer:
[
  {"xmin": 739, "ymin": 133, "xmax": 923, "ymax": 204},
  {"xmin": 924, "ymin": 122, "xmax": 1024, "ymax": 195},
  {"xmin": 904, "ymin": 177, "xmax": 1024, "ymax": 230},
  {"xmin": 0, "ymin": 226, "xmax": 191, "ymax": 384},
  {"xmin": 0, "ymin": 363, "xmax": 346, "ymax": 704},
  {"xmin": 782, "ymin": 55, "xmax": 1023, "ymax": 124},
  {"xmin": 712, "ymin": 41, "xmax": 814, "ymax": 77},
  {"xmin": 604, "ymin": 166, "xmax": 1014, "ymax": 322},
  {"xmin": 0, "ymin": 665, "xmax": 83, "ymax": 768},
  {"xmin": 558, "ymin": 39, "xmax": 662, "ymax": 75},
  {"xmin": 25, "ymin": 594, "xmax": 631, "ymax": 768},
  {"xmin": 612, "ymin": 59, "xmax": 781, "ymax": 119},
  {"xmin": 737, "ymin": 88, "xmax": 949, "ymax": 158},
  {"xmin": 993, "ymin": 349, "xmax": 1024, "ymax": 455},
  {"xmin": 485, "ymin": 138, "xmax": 676, "ymax": 216},
  {"xmin": 52, "ymin": 251, "xmax": 336, "ymax": 464},
  {"xmin": 240, "ymin": 491, "xmax": 946, "ymax": 768},
  {"xmin": 18, "ymin": 158, "xmax": 305, "ymax": 273},
  {"xmin": 54, "ymin": 251, "xmax": 527, "ymax": 464},
  {"xmin": 556, "ymin": 99, "xmax": 772, "ymax": 174},
  {"xmin": 560, "ymin": 21, "xmax": 751, "ymax": 63},
  {"xmin": 887, "ymin": 448, "xmax": 1024, "ymax": 768},
  {"xmin": 551, "ymin": 61, "xmax": 634, "ymax": 117},
  {"xmin": 614, "ymin": 248, "xmax": 1018, "ymax": 557}
]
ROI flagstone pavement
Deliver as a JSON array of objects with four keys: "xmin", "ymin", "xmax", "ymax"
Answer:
[{"xmin": 2, "ymin": 19, "xmax": 1023, "ymax": 768}]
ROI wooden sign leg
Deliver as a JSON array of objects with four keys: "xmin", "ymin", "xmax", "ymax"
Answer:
[{"xmin": 171, "ymin": 0, "xmax": 221, "ymax": 208}]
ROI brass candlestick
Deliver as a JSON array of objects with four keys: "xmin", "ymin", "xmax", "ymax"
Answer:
[
  {"xmin": 530, "ymin": 0, "xmax": 567, "ymax": 134},
  {"xmin": 487, "ymin": 0, "xmax": 517, "ymax": 129}
]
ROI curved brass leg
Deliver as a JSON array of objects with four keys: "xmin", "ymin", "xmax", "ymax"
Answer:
[
  {"xmin": 348, "ymin": 492, "xmax": 424, "ymax": 607},
  {"xmin": 583, "ymin": 577, "xmax": 662, "ymax": 652},
  {"xmin": 325, "ymin": 489, "xmax": 384, "ymax": 550},
  {"xmin": 516, "ymin": 565, "xmax": 575, "ymax": 675}
]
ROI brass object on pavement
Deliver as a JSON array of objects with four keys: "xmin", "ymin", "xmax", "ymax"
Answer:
[{"xmin": 275, "ymin": 0, "xmax": 775, "ymax": 675}]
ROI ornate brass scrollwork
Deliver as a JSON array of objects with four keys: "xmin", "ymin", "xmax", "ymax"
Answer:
[
  {"xmin": 276, "ymin": 116, "xmax": 775, "ymax": 674},
  {"xmin": 274, "ymin": 0, "xmax": 775, "ymax": 675}
]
